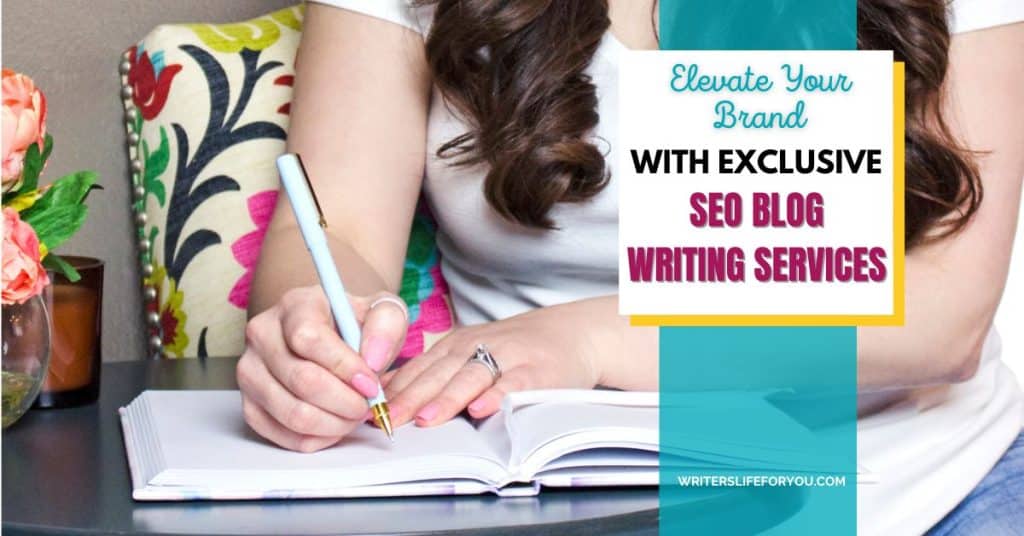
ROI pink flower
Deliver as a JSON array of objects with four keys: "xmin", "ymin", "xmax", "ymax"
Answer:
[
  {"xmin": 2, "ymin": 69, "xmax": 47, "ymax": 192},
  {"xmin": 228, "ymin": 190, "xmax": 278, "ymax": 309},
  {"xmin": 2, "ymin": 207, "xmax": 49, "ymax": 305}
]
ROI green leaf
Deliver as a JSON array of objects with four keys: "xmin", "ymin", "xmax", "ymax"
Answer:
[
  {"xmin": 144, "ymin": 127, "xmax": 170, "ymax": 207},
  {"xmin": 81, "ymin": 183, "xmax": 104, "ymax": 203},
  {"xmin": 1, "ymin": 136, "xmax": 52, "ymax": 204},
  {"xmin": 43, "ymin": 254, "xmax": 81, "ymax": 283},
  {"xmin": 40, "ymin": 134, "xmax": 54, "ymax": 166},
  {"xmin": 134, "ymin": 113, "xmax": 144, "ymax": 140},
  {"xmin": 141, "ymin": 226, "xmax": 159, "ymax": 266},
  {"xmin": 21, "ymin": 170, "xmax": 98, "ymax": 221},
  {"xmin": 51, "ymin": 170, "xmax": 97, "ymax": 205},
  {"xmin": 18, "ymin": 143, "xmax": 41, "ymax": 191},
  {"xmin": 5, "ymin": 189, "xmax": 43, "ymax": 212},
  {"xmin": 23, "ymin": 204, "xmax": 88, "ymax": 252},
  {"xmin": 22, "ymin": 136, "xmax": 52, "ymax": 193},
  {"xmin": 146, "ymin": 176, "xmax": 167, "ymax": 208}
]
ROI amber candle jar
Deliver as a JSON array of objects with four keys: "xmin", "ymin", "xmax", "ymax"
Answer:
[{"xmin": 35, "ymin": 256, "xmax": 104, "ymax": 409}]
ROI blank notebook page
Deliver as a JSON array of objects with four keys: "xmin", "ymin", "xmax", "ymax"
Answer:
[{"xmin": 127, "ymin": 391, "xmax": 506, "ymax": 490}]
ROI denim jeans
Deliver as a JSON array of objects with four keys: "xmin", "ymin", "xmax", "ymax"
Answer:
[{"xmin": 928, "ymin": 430, "xmax": 1024, "ymax": 535}]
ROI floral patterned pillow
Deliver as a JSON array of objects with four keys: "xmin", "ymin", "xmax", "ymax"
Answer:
[{"xmin": 120, "ymin": 5, "xmax": 452, "ymax": 359}]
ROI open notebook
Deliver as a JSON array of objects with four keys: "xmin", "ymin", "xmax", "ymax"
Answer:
[{"xmin": 120, "ymin": 389, "xmax": 852, "ymax": 501}]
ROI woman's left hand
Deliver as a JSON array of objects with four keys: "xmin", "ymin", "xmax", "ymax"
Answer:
[{"xmin": 381, "ymin": 306, "xmax": 603, "ymax": 427}]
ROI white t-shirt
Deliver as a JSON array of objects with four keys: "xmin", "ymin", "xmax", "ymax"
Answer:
[{"xmin": 310, "ymin": 1, "xmax": 1024, "ymax": 533}]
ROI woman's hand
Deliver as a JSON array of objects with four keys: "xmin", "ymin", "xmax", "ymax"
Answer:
[
  {"xmin": 382, "ymin": 305, "xmax": 604, "ymax": 427},
  {"xmin": 238, "ymin": 285, "xmax": 408, "ymax": 452}
]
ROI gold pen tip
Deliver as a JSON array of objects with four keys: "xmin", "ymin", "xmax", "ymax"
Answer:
[{"xmin": 371, "ymin": 403, "xmax": 395, "ymax": 443}]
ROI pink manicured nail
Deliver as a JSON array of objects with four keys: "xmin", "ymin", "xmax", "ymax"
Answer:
[
  {"xmin": 351, "ymin": 373, "xmax": 379, "ymax": 398},
  {"xmin": 468, "ymin": 399, "xmax": 487, "ymax": 414},
  {"xmin": 416, "ymin": 402, "xmax": 439, "ymax": 423},
  {"xmin": 363, "ymin": 335, "xmax": 392, "ymax": 372}
]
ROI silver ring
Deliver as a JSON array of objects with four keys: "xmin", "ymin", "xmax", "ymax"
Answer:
[
  {"xmin": 467, "ymin": 344, "xmax": 501, "ymax": 382},
  {"xmin": 369, "ymin": 295, "xmax": 409, "ymax": 322}
]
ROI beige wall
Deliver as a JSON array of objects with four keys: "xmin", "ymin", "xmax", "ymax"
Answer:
[{"xmin": 2, "ymin": 0, "xmax": 294, "ymax": 361}]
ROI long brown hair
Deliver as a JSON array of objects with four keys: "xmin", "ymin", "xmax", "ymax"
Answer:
[
  {"xmin": 859, "ymin": 0, "xmax": 981, "ymax": 247},
  {"xmin": 420, "ymin": 0, "xmax": 980, "ymax": 246}
]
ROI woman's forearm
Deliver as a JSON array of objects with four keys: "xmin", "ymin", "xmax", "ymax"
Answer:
[
  {"xmin": 859, "ymin": 23, "xmax": 1024, "ymax": 390},
  {"xmin": 247, "ymin": 4, "xmax": 430, "ymax": 317},
  {"xmin": 563, "ymin": 258, "xmax": 999, "ymax": 394},
  {"xmin": 857, "ymin": 250, "xmax": 1005, "ymax": 390},
  {"xmin": 248, "ymin": 226, "xmax": 394, "ymax": 316}
]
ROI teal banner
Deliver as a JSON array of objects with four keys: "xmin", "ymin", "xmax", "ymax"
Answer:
[
  {"xmin": 658, "ymin": 329, "xmax": 857, "ymax": 533},
  {"xmin": 658, "ymin": 1, "xmax": 859, "ymax": 534},
  {"xmin": 660, "ymin": 0, "xmax": 857, "ymax": 51}
]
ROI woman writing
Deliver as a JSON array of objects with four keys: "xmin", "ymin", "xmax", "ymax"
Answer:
[{"xmin": 240, "ymin": 1, "xmax": 1024, "ymax": 533}]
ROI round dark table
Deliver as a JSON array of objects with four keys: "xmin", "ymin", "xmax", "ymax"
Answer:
[{"xmin": 2, "ymin": 357, "xmax": 660, "ymax": 535}]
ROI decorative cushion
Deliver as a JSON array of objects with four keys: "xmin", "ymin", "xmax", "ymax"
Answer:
[{"xmin": 119, "ymin": 5, "xmax": 453, "ymax": 359}]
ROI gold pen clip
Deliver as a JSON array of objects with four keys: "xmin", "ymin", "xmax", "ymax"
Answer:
[{"xmin": 294, "ymin": 154, "xmax": 328, "ymax": 229}]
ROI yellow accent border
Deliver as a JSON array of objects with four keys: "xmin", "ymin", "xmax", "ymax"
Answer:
[{"xmin": 630, "ymin": 62, "xmax": 907, "ymax": 328}]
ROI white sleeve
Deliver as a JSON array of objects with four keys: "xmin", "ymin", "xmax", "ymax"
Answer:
[
  {"xmin": 308, "ymin": 0, "xmax": 425, "ymax": 36},
  {"xmin": 949, "ymin": 0, "xmax": 1024, "ymax": 34}
]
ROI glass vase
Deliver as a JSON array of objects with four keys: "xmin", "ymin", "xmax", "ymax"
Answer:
[{"xmin": 2, "ymin": 287, "xmax": 52, "ymax": 428}]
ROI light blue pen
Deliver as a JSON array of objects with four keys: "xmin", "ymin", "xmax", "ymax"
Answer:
[{"xmin": 276, "ymin": 153, "xmax": 394, "ymax": 441}]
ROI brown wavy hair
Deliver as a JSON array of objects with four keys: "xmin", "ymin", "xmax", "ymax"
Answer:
[
  {"xmin": 420, "ymin": 0, "xmax": 981, "ymax": 246},
  {"xmin": 858, "ymin": 0, "xmax": 981, "ymax": 247}
]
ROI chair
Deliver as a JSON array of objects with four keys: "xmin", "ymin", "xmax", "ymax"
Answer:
[{"xmin": 118, "ymin": 5, "xmax": 453, "ymax": 359}]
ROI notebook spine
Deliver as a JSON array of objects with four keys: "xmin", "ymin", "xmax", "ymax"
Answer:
[
  {"xmin": 491, "ymin": 481, "xmax": 541, "ymax": 497},
  {"xmin": 124, "ymin": 394, "xmax": 166, "ymax": 487}
]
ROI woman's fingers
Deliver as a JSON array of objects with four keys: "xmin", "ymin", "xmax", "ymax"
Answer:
[
  {"xmin": 383, "ymin": 342, "xmax": 445, "ymax": 396},
  {"xmin": 354, "ymin": 292, "xmax": 409, "ymax": 373},
  {"xmin": 237, "ymin": 351, "xmax": 361, "ymax": 438},
  {"xmin": 414, "ymin": 360, "xmax": 495, "ymax": 426},
  {"xmin": 239, "ymin": 285, "xmax": 411, "ymax": 450},
  {"xmin": 386, "ymin": 354, "xmax": 465, "ymax": 425},
  {"xmin": 380, "ymin": 369, "xmax": 399, "ymax": 388},
  {"xmin": 245, "ymin": 295, "xmax": 368, "ymax": 420},
  {"xmin": 467, "ymin": 370, "xmax": 530, "ymax": 419},
  {"xmin": 278, "ymin": 295, "xmax": 381, "ymax": 400},
  {"xmin": 261, "ymin": 347, "xmax": 368, "ymax": 421},
  {"xmin": 241, "ymin": 394, "xmax": 341, "ymax": 453}
]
